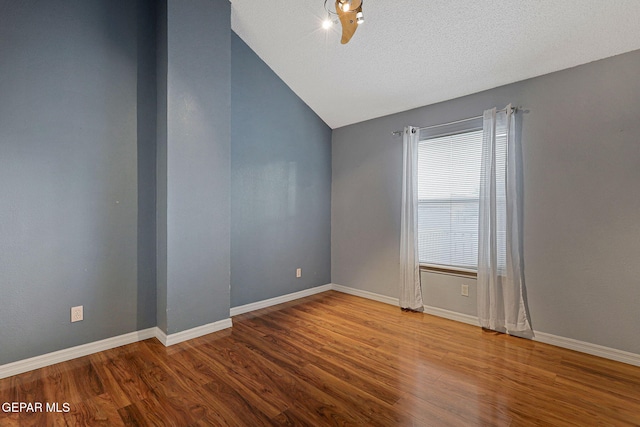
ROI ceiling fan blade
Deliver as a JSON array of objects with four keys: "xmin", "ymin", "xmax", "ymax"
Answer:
[{"xmin": 335, "ymin": 0, "xmax": 362, "ymax": 44}]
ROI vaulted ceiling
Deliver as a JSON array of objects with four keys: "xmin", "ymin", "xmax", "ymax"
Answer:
[{"xmin": 230, "ymin": 1, "xmax": 640, "ymax": 129}]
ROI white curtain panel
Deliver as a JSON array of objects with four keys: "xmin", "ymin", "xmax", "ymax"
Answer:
[
  {"xmin": 399, "ymin": 126, "xmax": 424, "ymax": 311},
  {"xmin": 477, "ymin": 106, "xmax": 532, "ymax": 335}
]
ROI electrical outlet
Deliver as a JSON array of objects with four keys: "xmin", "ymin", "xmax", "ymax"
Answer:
[
  {"xmin": 461, "ymin": 284, "xmax": 469, "ymax": 297},
  {"xmin": 71, "ymin": 305, "xmax": 83, "ymax": 322},
  {"xmin": 296, "ymin": 268, "xmax": 302, "ymax": 278}
]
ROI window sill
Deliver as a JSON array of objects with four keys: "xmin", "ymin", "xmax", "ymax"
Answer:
[{"xmin": 420, "ymin": 264, "xmax": 477, "ymax": 278}]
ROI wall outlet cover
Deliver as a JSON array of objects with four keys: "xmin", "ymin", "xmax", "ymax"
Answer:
[
  {"xmin": 461, "ymin": 284, "xmax": 469, "ymax": 297},
  {"xmin": 71, "ymin": 306, "xmax": 83, "ymax": 322}
]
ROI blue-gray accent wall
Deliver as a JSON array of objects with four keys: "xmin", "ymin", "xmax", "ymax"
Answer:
[
  {"xmin": 136, "ymin": 0, "xmax": 158, "ymax": 331},
  {"xmin": 157, "ymin": 0, "xmax": 231, "ymax": 334},
  {"xmin": 0, "ymin": 0, "xmax": 157, "ymax": 365},
  {"xmin": 0, "ymin": 0, "xmax": 329, "ymax": 366},
  {"xmin": 155, "ymin": 0, "xmax": 169, "ymax": 334},
  {"xmin": 230, "ymin": 33, "xmax": 332, "ymax": 307}
]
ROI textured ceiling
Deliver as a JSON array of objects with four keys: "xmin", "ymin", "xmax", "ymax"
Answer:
[{"xmin": 230, "ymin": 0, "xmax": 640, "ymax": 129}]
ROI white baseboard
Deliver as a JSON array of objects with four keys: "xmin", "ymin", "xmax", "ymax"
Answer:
[
  {"xmin": 423, "ymin": 305, "xmax": 480, "ymax": 327},
  {"xmin": 157, "ymin": 318, "xmax": 233, "ymax": 347},
  {"xmin": 0, "ymin": 328, "xmax": 157, "ymax": 380},
  {"xmin": 230, "ymin": 284, "xmax": 333, "ymax": 316},
  {"xmin": 4, "ymin": 284, "xmax": 639, "ymax": 379},
  {"xmin": 330, "ymin": 283, "xmax": 640, "ymax": 368},
  {"xmin": 533, "ymin": 331, "xmax": 640, "ymax": 367},
  {"xmin": 329, "ymin": 284, "xmax": 479, "ymax": 327},
  {"xmin": 0, "ymin": 317, "xmax": 235, "ymax": 379},
  {"xmin": 0, "ymin": 284, "xmax": 329, "ymax": 379},
  {"xmin": 331, "ymin": 283, "xmax": 399, "ymax": 306}
]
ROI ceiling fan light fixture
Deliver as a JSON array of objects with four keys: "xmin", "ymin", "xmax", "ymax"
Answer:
[{"xmin": 323, "ymin": 0, "xmax": 363, "ymax": 43}]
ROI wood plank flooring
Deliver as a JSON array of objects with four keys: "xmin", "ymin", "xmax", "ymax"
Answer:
[{"xmin": 2, "ymin": 290, "xmax": 640, "ymax": 426}]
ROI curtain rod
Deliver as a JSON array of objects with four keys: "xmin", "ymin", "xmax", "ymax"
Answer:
[{"xmin": 392, "ymin": 106, "xmax": 518, "ymax": 136}]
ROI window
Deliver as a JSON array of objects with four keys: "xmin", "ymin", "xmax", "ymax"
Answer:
[{"xmin": 417, "ymin": 119, "xmax": 483, "ymax": 270}]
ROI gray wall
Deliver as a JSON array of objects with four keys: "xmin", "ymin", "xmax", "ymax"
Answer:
[
  {"xmin": 0, "ymin": 0, "xmax": 157, "ymax": 365},
  {"xmin": 332, "ymin": 50, "xmax": 640, "ymax": 354},
  {"xmin": 157, "ymin": 0, "xmax": 231, "ymax": 334},
  {"xmin": 230, "ymin": 33, "xmax": 332, "ymax": 307}
]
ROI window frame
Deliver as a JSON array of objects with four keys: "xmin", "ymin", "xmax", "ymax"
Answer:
[{"xmin": 416, "ymin": 118, "xmax": 483, "ymax": 277}]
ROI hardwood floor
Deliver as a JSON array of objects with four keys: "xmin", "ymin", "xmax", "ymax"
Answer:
[{"xmin": 2, "ymin": 290, "xmax": 640, "ymax": 426}]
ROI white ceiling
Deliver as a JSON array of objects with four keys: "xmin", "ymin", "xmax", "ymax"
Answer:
[{"xmin": 230, "ymin": 0, "xmax": 640, "ymax": 129}]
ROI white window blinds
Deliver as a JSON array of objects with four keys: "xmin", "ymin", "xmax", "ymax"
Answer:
[{"xmin": 417, "ymin": 119, "xmax": 483, "ymax": 269}]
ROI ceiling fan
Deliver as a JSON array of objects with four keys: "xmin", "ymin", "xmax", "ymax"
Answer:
[{"xmin": 323, "ymin": 0, "xmax": 364, "ymax": 44}]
